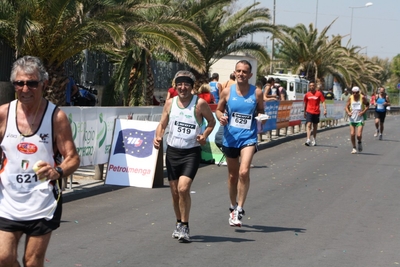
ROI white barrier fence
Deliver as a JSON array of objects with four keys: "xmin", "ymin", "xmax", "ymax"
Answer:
[
  {"xmin": 61, "ymin": 102, "xmax": 348, "ymax": 167},
  {"xmin": 60, "ymin": 106, "xmax": 163, "ymax": 167}
]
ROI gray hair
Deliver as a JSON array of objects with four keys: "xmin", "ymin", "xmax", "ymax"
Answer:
[
  {"xmin": 10, "ymin": 56, "xmax": 48, "ymax": 82},
  {"xmin": 173, "ymin": 70, "xmax": 196, "ymax": 82}
]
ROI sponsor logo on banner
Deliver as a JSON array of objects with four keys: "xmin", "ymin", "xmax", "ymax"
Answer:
[
  {"xmin": 113, "ymin": 129, "xmax": 155, "ymax": 158},
  {"xmin": 97, "ymin": 113, "xmax": 107, "ymax": 148},
  {"xmin": 68, "ymin": 113, "xmax": 78, "ymax": 141}
]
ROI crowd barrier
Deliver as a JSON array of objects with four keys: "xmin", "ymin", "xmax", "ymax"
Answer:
[{"xmin": 61, "ymin": 102, "xmax": 399, "ymax": 188}]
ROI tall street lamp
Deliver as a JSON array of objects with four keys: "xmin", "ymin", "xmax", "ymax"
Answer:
[
  {"xmin": 349, "ymin": 2, "xmax": 373, "ymax": 45},
  {"xmin": 270, "ymin": 0, "xmax": 276, "ymax": 74}
]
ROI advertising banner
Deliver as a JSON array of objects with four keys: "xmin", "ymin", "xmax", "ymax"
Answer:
[
  {"xmin": 200, "ymin": 113, "xmax": 224, "ymax": 165},
  {"xmin": 289, "ymin": 100, "xmax": 304, "ymax": 126},
  {"xmin": 105, "ymin": 119, "xmax": 159, "ymax": 188},
  {"xmin": 276, "ymin": 100, "xmax": 292, "ymax": 129},
  {"xmin": 261, "ymin": 101, "xmax": 279, "ymax": 132}
]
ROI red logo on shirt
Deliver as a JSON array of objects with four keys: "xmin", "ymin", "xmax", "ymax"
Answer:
[{"xmin": 17, "ymin": 142, "xmax": 38, "ymax": 154}]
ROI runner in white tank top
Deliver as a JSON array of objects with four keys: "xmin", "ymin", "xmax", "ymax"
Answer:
[
  {"xmin": 0, "ymin": 56, "xmax": 80, "ymax": 267},
  {"xmin": 153, "ymin": 71, "xmax": 215, "ymax": 243}
]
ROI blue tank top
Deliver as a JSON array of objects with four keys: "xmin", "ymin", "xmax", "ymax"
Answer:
[
  {"xmin": 209, "ymin": 81, "xmax": 219, "ymax": 103},
  {"xmin": 375, "ymin": 95, "xmax": 386, "ymax": 112},
  {"xmin": 223, "ymin": 84, "xmax": 258, "ymax": 148}
]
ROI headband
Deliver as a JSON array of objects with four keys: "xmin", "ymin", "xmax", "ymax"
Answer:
[{"xmin": 175, "ymin": 76, "xmax": 194, "ymax": 87}]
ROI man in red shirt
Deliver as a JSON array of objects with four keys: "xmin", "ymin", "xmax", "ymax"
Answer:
[{"xmin": 303, "ymin": 81, "xmax": 327, "ymax": 146}]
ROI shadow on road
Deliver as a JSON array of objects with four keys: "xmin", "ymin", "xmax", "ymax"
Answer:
[
  {"xmin": 190, "ymin": 235, "xmax": 254, "ymax": 243},
  {"xmin": 63, "ymin": 185, "xmax": 126, "ymax": 203},
  {"xmin": 239, "ymin": 224, "xmax": 306, "ymax": 234}
]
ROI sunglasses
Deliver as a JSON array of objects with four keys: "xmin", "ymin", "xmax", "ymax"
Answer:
[
  {"xmin": 353, "ymin": 91, "xmax": 359, "ymax": 94},
  {"xmin": 12, "ymin": 80, "xmax": 41, "ymax": 89}
]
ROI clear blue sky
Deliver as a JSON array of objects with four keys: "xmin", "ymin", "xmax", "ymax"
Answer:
[{"xmin": 238, "ymin": 0, "xmax": 399, "ymax": 60}]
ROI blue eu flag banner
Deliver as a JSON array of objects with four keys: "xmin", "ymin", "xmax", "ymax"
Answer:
[{"xmin": 113, "ymin": 129, "xmax": 155, "ymax": 158}]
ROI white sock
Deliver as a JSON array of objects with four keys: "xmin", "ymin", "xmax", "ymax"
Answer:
[
  {"xmin": 230, "ymin": 204, "xmax": 237, "ymax": 210},
  {"xmin": 237, "ymin": 206, "xmax": 243, "ymax": 212}
]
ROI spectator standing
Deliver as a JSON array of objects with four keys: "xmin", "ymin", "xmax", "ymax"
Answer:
[
  {"xmin": 374, "ymin": 87, "xmax": 390, "ymax": 140},
  {"xmin": 153, "ymin": 70, "xmax": 215, "ymax": 243},
  {"xmin": 345, "ymin": 86, "xmax": 370, "ymax": 154},
  {"xmin": 370, "ymin": 88, "xmax": 377, "ymax": 106},
  {"xmin": 341, "ymin": 89, "xmax": 351, "ymax": 121},
  {"xmin": 209, "ymin": 73, "xmax": 223, "ymax": 104},
  {"xmin": 278, "ymin": 86, "xmax": 287, "ymax": 100},
  {"xmin": 197, "ymin": 83, "xmax": 215, "ymax": 104},
  {"xmin": 324, "ymin": 88, "xmax": 335, "ymax": 100},
  {"xmin": 265, "ymin": 78, "xmax": 281, "ymax": 100},
  {"xmin": 223, "ymin": 73, "xmax": 236, "ymax": 90},
  {"xmin": 166, "ymin": 81, "xmax": 178, "ymax": 100},
  {"xmin": 263, "ymin": 77, "xmax": 276, "ymax": 101},
  {"xmin": 216, "ymin": 60, "xmax": 266, "ymax": 227},
  {"xmin": 65, "ymin": 73, "xmax": 78, "ymax": 106},
  {"xmin": 341, "ymin": 88, "xmax": 350, "ymax": 101},
  {"xmin": 0, "ymin": 56, "xmax": 80, "ymax": 266},
  {"xmin": 303, "ymin": 81, "xmax": 327, "ymax": 146}
]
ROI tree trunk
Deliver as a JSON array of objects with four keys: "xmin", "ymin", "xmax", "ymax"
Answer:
[
  {"xmin": 0, "ymin": 82, "xmax": 15, "ymax": 105},
  {"xmin": 145, "ymin": 60, "xmax": 154, "ymax": 106},
  {"xmin": 43, "ymin": 66, "xmax": 68, "ymax": 106},
  {"xmin": 190, "ymin": 69, "xmax": 209, "ymax": 93}
]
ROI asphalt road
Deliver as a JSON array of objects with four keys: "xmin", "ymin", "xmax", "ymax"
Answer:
[{"xmin": 22, "ymin": 116, "xmax": 400, "ymax": 267}]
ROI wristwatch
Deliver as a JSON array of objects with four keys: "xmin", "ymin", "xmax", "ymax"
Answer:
[{"xmin": 55, "ymin": 166, "xmax": 64, "ymax": 179}]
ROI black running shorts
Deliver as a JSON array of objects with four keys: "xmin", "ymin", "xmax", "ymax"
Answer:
[
  {"xmin": 0, "ymin": 195, "xmax": 62, "ymax": 236},
  {"xmin": 306, "ymin": 112, "xmax": 320, "ymax": 124},
  {"xmin": 166, "ymin": 145, "xmax": 201, "ymax": 181},
  {"xmin": 374, "ymin": 111, "xmax": 386, "ymax": 123},
  {"xmin": 222, "ymin": 143, "xmax": 257, "ymax": 159}
]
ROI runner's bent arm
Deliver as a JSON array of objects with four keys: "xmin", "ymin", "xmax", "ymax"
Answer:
[
  {"xmin": 154, "ymin": 99, "xmax": 172, "ymax": 149},
  {"xmin": 52, "ymin": 108, "xmax": 80, "ymax": 179},
  {"xmin": 345, "ymin": 97, "xmax": 352, "ymax": 115},
  {"xmin": 385, "ymin": 95, "xmax": 391, "ymax": 106},
  {"xmin": 216, "ymin": 89, "xmax": 229, "ymax": 125}
]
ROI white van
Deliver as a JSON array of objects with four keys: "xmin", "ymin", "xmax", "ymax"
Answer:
[{"xmin": 266, "ymin": 73, "xmax": 309, "ymax": 100}]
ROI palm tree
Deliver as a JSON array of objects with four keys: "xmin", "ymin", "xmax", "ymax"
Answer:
[
  {"xmin": 172, "ymin": 0, "xmax": 275, "ymax": 86},
  {"xmin": 275, "ymin": 22, "xmax": 342, "ymax": 82},
  {"xmin": 0, "ymin": 0, "xmax": 133, "ymax": 105},
  {"xmin": 102, "ymin": 0, "xmax": 208, "ymax": 106},
  {"xmin": 274, "ymin": 21, "xmax": 381, "ymax": 94}
]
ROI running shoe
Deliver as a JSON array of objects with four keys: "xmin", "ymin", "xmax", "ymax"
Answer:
[
  {"xmin": 305, "ymin": 139, "xmax": 311, "ymax": 146},
  {"xmin": 311, "ymin": 140, "xmax": 317, "ymax": 146},
  {"xmin": 172, "ymin": 223, "xmax": 182, "ymax": 239},
  {"xmin": 374, "ymin": 130, "xmax": 379, "ymax": 137},
  {"xmin": 358, "ymin": 142, "xmax": 363, "ymax": 152},
  {"xmin": 229, "ymin": 203, "xmax": 238, "ymax": 213},
  {"xmin": 229, "ymin": 209, "xmax": 245, "ymax": 227},
  {"xmin": 379, "ymin": 134, "xmax": 382, "ymax": 140},
  {"xmin": 351, "ymin": 148, "xmax": 357, "ymax": 154},
  {"xmin": 178, "ymin": 225, "xmax": 190, "ymax": 243}
]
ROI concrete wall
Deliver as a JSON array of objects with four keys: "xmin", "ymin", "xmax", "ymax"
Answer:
[{"xmin": 209, "ymin": 54, "xmax": 258, "ymax": 86}]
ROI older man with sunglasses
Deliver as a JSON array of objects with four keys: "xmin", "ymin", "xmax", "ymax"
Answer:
[{"xmin": 0, "ymin": 56, "xmax": 80, "ymax": 266}]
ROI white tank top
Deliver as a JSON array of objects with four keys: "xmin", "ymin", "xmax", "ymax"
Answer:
[
  {"xmin": 349, "ymin": 96, "xmax": 364, "ymax": 123},
  {"xmin": 166, "ymin": 96, "xmax": 201, "ymax": 149},
  {"xmin": 0, "ymin": 100, "xmax": 59, "ymax": 221}
]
